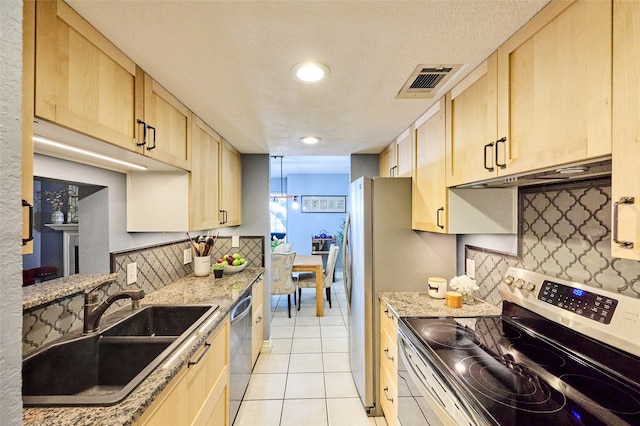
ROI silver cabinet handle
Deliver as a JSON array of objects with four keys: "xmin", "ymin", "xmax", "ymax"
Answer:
[
  {"xmin": 188, "ymin": 342, "xmax": 211, "ymax": 367},
  {"xmin": 384, "ymin": 347, "xmax": 394, "ymax": 362},
  {"xmin": 383, "ymin": 387, "xmax": 394, "ymax": 402},
  {"xmin": 383, "ymin": 308, "xmax": 394, "ymax": 320},
  {"xmin": 613, "ymin": 197, "xmax": 635, "ymax": 249}
]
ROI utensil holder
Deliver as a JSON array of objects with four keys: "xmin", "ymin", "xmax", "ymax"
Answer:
[{"xmin": 194, "ymin": 256, "xmax": 211, "ymax": 277}]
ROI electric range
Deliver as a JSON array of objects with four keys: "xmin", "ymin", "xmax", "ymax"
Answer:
[{"xmin": 397, "ymin": 267, "xmax": 640, "ymax": 425}]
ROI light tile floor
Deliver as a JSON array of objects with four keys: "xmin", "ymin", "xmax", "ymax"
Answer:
[{"xmin": 235, "ymin": 271, "xmax": 387, "ymax": 426}]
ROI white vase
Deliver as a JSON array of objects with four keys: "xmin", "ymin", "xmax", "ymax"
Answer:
[{"xmin": 51, "ymin": 210, "xmax": 64, "ymax": 224}]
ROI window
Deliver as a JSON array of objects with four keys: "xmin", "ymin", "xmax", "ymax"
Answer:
[{"xmin": 270, "ymin": 195, "xmax": 287, "ymax": 235}]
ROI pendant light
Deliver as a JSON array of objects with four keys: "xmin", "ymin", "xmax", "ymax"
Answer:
[{"xmin": 272, "ymin": 156, "xmax": 299, "ymax": 208}]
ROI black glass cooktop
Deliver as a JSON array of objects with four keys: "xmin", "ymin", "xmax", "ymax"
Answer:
[{"xmin": 401, "ymin": 302, "xmax": 640, "ymax": 426}]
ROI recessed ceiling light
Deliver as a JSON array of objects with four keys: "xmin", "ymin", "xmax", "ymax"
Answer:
[
  {"xmin": 300, "ymin": 136, "xmax": 320, "ymax": 144},
  {"xmin": 292, "ymin": 62, "xmax": 330, "ymax": 82}
]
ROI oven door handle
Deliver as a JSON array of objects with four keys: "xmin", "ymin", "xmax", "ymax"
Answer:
[{"xmin": 398, "ymin": 333, "xmax": 448, "ymax": 410}]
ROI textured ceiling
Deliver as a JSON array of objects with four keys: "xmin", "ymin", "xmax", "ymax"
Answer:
[{"xmin": 64, "ymin": 0, "xmax": 549, "ymax": 158}]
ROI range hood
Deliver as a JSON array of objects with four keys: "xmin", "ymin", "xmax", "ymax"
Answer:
[{"xmin": 457, "ymin": 157, "xmax": 612, "ymax": 188}]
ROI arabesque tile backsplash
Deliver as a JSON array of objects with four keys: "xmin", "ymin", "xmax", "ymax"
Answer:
[
  {"xmin": 468, "ymin": 179, "xmax": 640, "ymax": 306},
  {"xmin": 23, "ymin": 236, "xmax": 264, "ymax": 355}
]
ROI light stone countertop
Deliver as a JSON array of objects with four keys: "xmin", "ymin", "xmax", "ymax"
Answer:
[
  {"xmin": 378, "ymin": 292, "xmax": 502, "ymax": 318},
  {"xmin": 23, "ymin": 267, "xmax": 264, "ymax": 426},
  {"xmin": 23, "ymin": 273, "xmax": 117, "ymax": 311}
]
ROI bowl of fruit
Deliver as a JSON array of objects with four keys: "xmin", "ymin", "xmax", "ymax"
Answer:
[{"xmin": 216, "ymin": 253, "xmax": 248, "ymax": 274}]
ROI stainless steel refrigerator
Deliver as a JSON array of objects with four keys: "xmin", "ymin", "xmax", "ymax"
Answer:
[{"xmin": 346, "ymin": 176, "xmax": 456, "ymax": 416}]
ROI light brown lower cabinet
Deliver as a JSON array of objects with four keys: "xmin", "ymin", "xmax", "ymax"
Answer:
[
  {"xmin": 251, "ymin": 276, "xmax": 264, "ymax": 367},
  {"xmin": 137, "ymin": 318, "xmax": 230, "ymax": 426},
  {"xmin": 379, "ymin": 301, "xmax": 398, "ymax": 426}
]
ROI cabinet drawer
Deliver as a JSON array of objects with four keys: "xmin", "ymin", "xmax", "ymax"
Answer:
[
  {"xmin": 380, "ymin": 329, "xmax": 398, "ymax": 372},
  {"xmin": 379, "ymin": 360, "xmax": 398, "ymax": 426},
  {"xmin": 380, "ymin": 302, "xmax": 398, "ymax": 334}
]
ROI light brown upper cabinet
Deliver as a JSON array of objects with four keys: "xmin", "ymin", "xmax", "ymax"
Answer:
[
  {"xmin": 23, "ymin": 0, "xmax": 36, "ymax": 254},
  {"xmin": 496, "ymin": 0, "xmax": 612, "ymax": 175},
  {"xmin": 219, "ymin": 141, "xmax": 242, "ymax": 227},
  {"xmin": 34, "ymin": 0, "xmax": 141, "ymax": 153},
  {"xmin": 413, "ymin": 99, "xmax": 447, "ymax": 233},
  {"xmin": 139, "ymin": 74, "xmax": 192, "ymax": 171},
  {"xmin": 190, "ymin": 117, "xmax": 221, "ymax": 231},
  {"xmin": 445, "ymin": 53, "xmax": 499, "ymax": 187},
  {"xmin": 395, "ymin": 129, "xmax": 413, "ymax": 178},
  {"xmin": 379, "ymin": 130, "xmax": 412, "ymax": 178},
  {"xmin": 379, "ymin": 141, "xmax": 397, "ymax": 177},
  {"xmin": 611, "ymin": 0, "xmax": 640, "ymax": 261},
  {"xmin": 34, "ymin": 0, "xmax": 191, "ymax": 171}
]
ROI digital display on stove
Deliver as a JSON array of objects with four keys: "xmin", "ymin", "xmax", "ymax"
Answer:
[{"xmin": 538, "ymin": 280, "xmax": 618, "ymax": 324}]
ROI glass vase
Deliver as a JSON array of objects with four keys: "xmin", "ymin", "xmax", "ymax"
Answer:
[{"xmin": 462, "ymin": 293, "xmax": 475, "ymax": 305}]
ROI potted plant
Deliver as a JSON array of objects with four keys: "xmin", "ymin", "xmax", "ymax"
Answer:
[{"xmin": 212, "ymin": 262, "xmax": 225, "ymax": 278}]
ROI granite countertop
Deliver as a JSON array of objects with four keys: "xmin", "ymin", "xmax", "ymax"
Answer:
[
  {"xmin": 23, "ymin": 274, "xmax": 117, "ymax": 311},
  {"xmin": 379, "ymin": 291, "xmax": 502, "ymax": 318},
  {"xmin": 23, "ymin": 267, "xmax": 264, "ymax": 426}
]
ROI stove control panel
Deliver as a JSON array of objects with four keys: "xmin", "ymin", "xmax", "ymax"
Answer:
[
  {"xmin": 500, "ymin": 267, "xmax": 640, "ymax": 358},
  {"xmin": 538, "ymin": 280, "xmax": 618, "ymax": 324}
]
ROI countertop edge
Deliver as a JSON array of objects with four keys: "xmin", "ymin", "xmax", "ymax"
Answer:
[{"xmin": 378, "ymin": 291, "xmax": 502, "ymax": 318}]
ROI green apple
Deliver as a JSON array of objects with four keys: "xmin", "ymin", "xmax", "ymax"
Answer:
[
  {"xmin": 232, "ymin": 259, "xmax": 242, "ymax": 266},
  {"xmin": 232, "ymin": 253, "xmax": 241, "ymax": 259}
]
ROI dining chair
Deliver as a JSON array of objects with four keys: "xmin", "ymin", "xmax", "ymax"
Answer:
[
  {"xmin": 270, "ymin": 251, "xmax": 297, "ymax": 318},
  {"xmin": 297, "ymin": 245, "xmax": 339, "ymax": 310}
]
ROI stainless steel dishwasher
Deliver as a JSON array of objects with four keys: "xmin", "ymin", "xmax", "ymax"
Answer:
[{"xmin": 229, "ymin": 293, "xmax": 252, "ymax": 426}]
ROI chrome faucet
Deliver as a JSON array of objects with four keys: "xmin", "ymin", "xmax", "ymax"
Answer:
[{"xmin": 83, "ymin": 283, "xmax": 145, "ymax": 334}]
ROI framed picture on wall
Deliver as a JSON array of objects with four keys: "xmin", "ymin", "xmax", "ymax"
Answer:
[{"xmin": 301, "ymin": 196, "xmax": 346, "ymax": 213}]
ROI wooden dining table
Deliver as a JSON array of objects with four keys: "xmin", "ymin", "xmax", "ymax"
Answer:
[{"xmin": 292, "ymin": 255, "xmax": 324, "ymax": 317}]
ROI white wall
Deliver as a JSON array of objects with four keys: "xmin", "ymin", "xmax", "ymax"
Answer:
[
  {"xmin": 0, "ymin": 0, "xmax": 25, "ymax": 423},
  {"xmin": 34, "ymin": 154, "xmax": 191, "ymax": 252}
]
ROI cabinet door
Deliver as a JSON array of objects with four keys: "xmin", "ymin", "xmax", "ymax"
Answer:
[
  {"xmin": 379, "ymin": 142, "xmax": 397, "ymax": 177},
  {"xmin": 612, "ymin": 0, "xmax": 640, "ymax": 260},
  {"xmin": 219, "ymin": 140, "xmax": 242, "ymax": 227},
  {"xmin": 191, "ymin": 117, "xmax": 220, "ymax": 231},
  {"xmin": 138, "ymin": 367, "xmax": 189, "ymax": 426},
  {"xmin": 445, "ymin": 53, "xmax": 499, "ymax": 187},
  {"xmin": 188, "ymin": 320, "xmax": 229, "ymax": 426},
  {"xmin": 23, "ymin": 0, "xmax": 36, "ymax": 254},
  {"xmin": 413, "ymin": 99, "xmax": 447, "ymax": 233},
  {"xmin": 251, "ymin": 278, "xmax": 264, "ymax": 366},
  {"xmin": 34, "ymin": 0, "xmax": 141, "ymax": 152},
  {"xmin": 395, "ymin": 130, "xmax": 413, "ymax": 178},
  {"xmin": 497, "ymin": 0, "xmax": 612, "ymax": 175},
  {"xmin": 142, "ymin": 74, "xmax": 192, "ymax": 170}
]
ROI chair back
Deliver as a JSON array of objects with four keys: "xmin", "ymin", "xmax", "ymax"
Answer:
[
  {"xmin": 273, "ymin": 242, "xmax": 292, "ymax": 253},
  {"xmin": 323, "ymin": 245, "xmax": 340, "ymax": 287},
  {"xmin": 270, "ymin": 252, "xmax": 297, "ymax": 296}
]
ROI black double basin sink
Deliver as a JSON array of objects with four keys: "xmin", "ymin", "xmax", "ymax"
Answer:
[{"xmin": 23, "ymin": 304, "xmax": 218, "ymax": 406}]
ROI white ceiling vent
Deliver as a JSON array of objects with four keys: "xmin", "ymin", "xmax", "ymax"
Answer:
[{"xmin": 396, "ymin": 64, "xmax": 463, "ymax": 99}]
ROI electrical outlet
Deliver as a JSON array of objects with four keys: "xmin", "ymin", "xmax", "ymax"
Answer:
[
  {"xmin": 232, "ymin": 235, "xmax": 240, "ymax": 248},
  {"xmin": 183, "ymin": 248, "xmax": 192, "ymax": 265},
  {"xmin": 127, "ymin": 263, "xmax": 137, "ymax": 285},
  {"xmin": 466, "ymin": 258, "xmax": 476, "ymax": 279}
]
